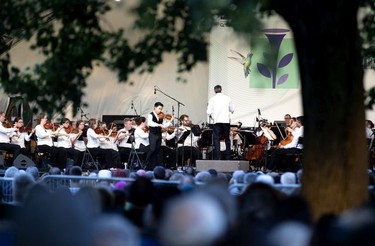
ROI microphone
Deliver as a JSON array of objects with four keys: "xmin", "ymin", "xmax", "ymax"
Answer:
[
  {"xmin": 172, "ymin": 106, "xmax": 174, "ymax": 113},
  {"xmin": 154, "ymin": 85, "xmax": 156, "ymax": 94},
  {"xmin": 131, "ymin": 100, "xmax": 133, "ymax": 109},
  {"xmin": 258, "ymin": 108, "xmax": 261, "ymax": 115}
]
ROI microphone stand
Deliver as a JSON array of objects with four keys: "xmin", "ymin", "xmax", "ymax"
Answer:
[
  {"xmin": 130, "ymin": 101, "xmax": 138, "ymax": 115},
  {"xmin": 79, "ymin": 107, "xmax": 90, "ymax": 120},
  {"xmin": 154, "ymin": 87, "xmax": 185, "ymax": 121}
]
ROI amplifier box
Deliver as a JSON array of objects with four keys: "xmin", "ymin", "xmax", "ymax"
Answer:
[{"xmin": 196, "ymin": 160, "xmax": 249, "ymax": 172}]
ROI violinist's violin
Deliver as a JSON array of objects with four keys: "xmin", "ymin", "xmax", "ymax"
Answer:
[
  {"xmin": 143, "ymin": 126, "xmax": 150, "ymax": 132},
  {"xmin": 2, "ymin": 121, "xmax": 13, "ymax": 128},
  {"xmin": 158, "ymin": 112, "xmax": 173, "ymax": 120}
]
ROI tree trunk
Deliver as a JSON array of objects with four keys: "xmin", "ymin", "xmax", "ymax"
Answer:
[{"xmin": 274, "ymin": 0, "xmax": 369, "ymax": 220}]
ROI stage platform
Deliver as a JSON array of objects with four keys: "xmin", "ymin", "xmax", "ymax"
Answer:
[{"xmin": 196, "ymin": 160, "xmax": 250, "ymax": 172}]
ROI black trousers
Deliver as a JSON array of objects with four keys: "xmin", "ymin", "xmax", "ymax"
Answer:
[
  {"xmin": 213, "ymin": 123, "xmax": 231, "ymax": 160},
  {"xmin": 37, "ymin": 145, "xmax": 67, "ymax": 169},
  {"xmin": 267, "ymin": 147, "xmax": 302, "ymax": 171},
  {"xmin": 147, "ymin": 132, "xmax": 162, "ymax": 167},
  {"xmin": 0, "ymin": 143, "xmax": 21, "ymax": 159}
]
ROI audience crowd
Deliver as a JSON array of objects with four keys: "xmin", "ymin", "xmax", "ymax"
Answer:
[{"xmin": 1, "ymin": 165, "xmax": 375, "ymax": 246}]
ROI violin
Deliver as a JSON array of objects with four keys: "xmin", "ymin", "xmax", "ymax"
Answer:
[
  {"xmin": 143, "ymin": 126, "xmax": 150, "ymax": 132},
  {"xmin": 18, "ymin": 126, "xmax": 33, "ymax": 133},
  {"xmin": 158, "ymin": 112, "xmax": 173, "ymax": 120},
  {"xmin": 44, "ymin": 121, "xmax": 58, "ymax": 130},
  {"xmin": 2, "ymin": 121, "xmax": 13, "ymax": 128}
]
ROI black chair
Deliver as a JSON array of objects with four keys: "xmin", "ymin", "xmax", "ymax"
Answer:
[
  {"xmin": 127, "ymin": 135, "xmax": 146, "ymax": 170},
  {"xmin": 34, "ymin": 146, "xmax": 51, "ymax": 169},
  {"xmin": 284, "ymin": 136, "xmax": 304, "ymax": 172}
]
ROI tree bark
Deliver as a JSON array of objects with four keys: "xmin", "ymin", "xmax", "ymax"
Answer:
[{"xmin": 273, "ymin": 0, "xmax": 369, "ymax": 219}]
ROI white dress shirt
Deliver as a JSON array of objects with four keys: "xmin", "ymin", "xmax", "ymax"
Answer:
[
  {"xmin": 207, "ymin": 92, "xmax": 235, "ymax": 123},
  {"xmin": 35, "ymin": 125, "xmax": 54, "ymax": 146},
  {"xmin": 134, "ymin": 127, "xmax": 149, "ymax": 149},
  {"xmin": 86, "ymin": 128, "xmax": 100, "ymax": 148},
  {"xmin": 0, "ymin": 122, "xmax": 16, "ymax": 143},
  {"xmin": 10, "ymin": 131, "xmax": 32, "ymax": 148},
  {"xmin": 283, "ymin": 126, "xmax": 303, "ymax": 149},
  {"xmin": 117, "ymin": 129, "xmax": 132, "ymax": 148}
]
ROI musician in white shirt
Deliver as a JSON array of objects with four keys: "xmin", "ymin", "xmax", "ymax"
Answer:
[
  {"xmin": 176, "ymin": 114, "xmax": 202, "ymax": 167},
  {"xmin": 117, "ymin": 118, "xmax": 134, "ymax": 164},
  {"xmin": 10, "ymin": 117, "xmax": 34, "ymax": 156},
  {"xmin": 56, "ymin": 118, "xmax": 80, "ymax": 165},
  {"xmin": 86, "ymin": 118, "xmax": 117, "ymax": 169},
  {"xmin": 0, "ymin": 112, "xmax": 21, "ymax": 162},
  {"xmin": 35, "ymin": 113, "xmax": 67, "ymax": 169}
]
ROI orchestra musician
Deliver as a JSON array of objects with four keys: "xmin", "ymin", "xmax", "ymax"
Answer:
[
  {"xmin": 55, "ymin": 118, "xmax": 80, "ymax": 165},
  {"xmin": 176, "ymin": 114, "xmax": 202, "ymax": 167},
  {"xmin": 267, "ymin": 116, "xmax": 304, "ymax": 171},
  {"xmin": 35, "ymin": 113, "xmax": 67, "ymax": 169},
  {"xmin": 146, "ymin": 102, "xmax": 173, "ymax": 168},
  {"xmin": 207, "ymin": 85, "xmax": 235, "ymax": 160},
  {"xmin": 116, "ymin": 118, "xmax": 134, "ymax": 164},
  {"xmin": 134, "ymin": 116, "xmax": 150, "ymax": 157},
  {"xmin": 86, "ymin": 118, "xmax": 117, "ymax": 169},
  {"xmin": 10, "ymin": 117, "xmax": 35, "ymax": 156},
  {"xmin": 161, "ymin": 126, "xmax": 177, "ymax": 169},
  {"xmin": 0, "ymin": 111, "xmax": 21, "ymax": 162},
  {"xmin": 72, "ymin": 120, "xmax": 86, "ymax": 165},
  {"xmin": 98, "ymin": 121, "xmax": 121, "ymax": 167},
  {"xmin": 284, "ymin": 114, "xmax": 292, "ymax": 127}
]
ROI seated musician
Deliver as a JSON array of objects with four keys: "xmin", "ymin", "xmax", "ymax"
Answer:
[
  {"xmin": 365, "ymin": 120, "xmax": 374, "ymax": 140},
  {"xmin": 267, "ymin": 116, "xmax": 304, "ymax": 172},
  {"xmin": 116, "ymin": 118, "xmax": 134, "ymax": 164},
  {"xmin": 98, "ymin": 121, "xmax": 121, "ymax": 168},
  {"xmin": 35, "ymin": 113, "xmax": 67, "ymax": 169},
  {"xmin": 86, "ymin": 118, "xmax": 117, "ymax": 169},
  {"xmin": 55, "ymin": 118, "xmax": 80, "ymax": 166},
  {"xmin": 0, "ymin": 112, "xmax": 21, "ymax": 162},
  {"xmin": 72, "ymin": 120, "xmax": 86, "ymax": 165},
  {"xmin": 11, "ymin": 117, "xmax": 34, "ymax": 156},
  {"xmin": 161, "ymin": 126, "xmax": 177, "ymax": 169},
  {"xmin": 284, "ymin": 114, "xmax": 292, "ymax": 127},
  {"xmin": 133, "ymin": 117, "xmax": 150, "ymax": 162},
  {"xmin": 176, "ymin": 114, "xmax": 202, "ymax": 167}
]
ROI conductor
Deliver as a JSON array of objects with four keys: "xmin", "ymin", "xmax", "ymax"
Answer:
[{"xmin": 206, "ymin": 85, "xmax": 235, "ymax": 160}]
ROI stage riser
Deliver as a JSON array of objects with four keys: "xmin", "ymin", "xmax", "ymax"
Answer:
[{"xmin": 196, "ymin": 160, "xmax": 249, "ymax": 172}]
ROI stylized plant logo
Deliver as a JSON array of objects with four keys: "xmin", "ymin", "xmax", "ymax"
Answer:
[{"xmin": 257, "ymin": 29, "xmax": 293, "ymax": 88}]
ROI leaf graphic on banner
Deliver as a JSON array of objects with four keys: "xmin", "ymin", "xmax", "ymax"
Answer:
[
  {"xmin": 277, "ymin": 74, "xmax": 289, "ymax": 85},
  {"xmin": 278, "ymin": 53, "xmax": 293, "ymax": 68},
  {"xmin": 257, "ymin": 63, "xmax": 271, "ymax": 78}
]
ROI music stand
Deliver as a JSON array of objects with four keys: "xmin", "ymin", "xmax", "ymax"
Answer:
[
  {"xmin": 177, "ymin": 130, "xmax": 191, "ymax": 168},
  {"xmin": 127, "ymin": 135, "xmax": 144, "ymax": 170},
  {"xmin": 81, "ymin": 148, "xmax": 99, "ymax": 171}
]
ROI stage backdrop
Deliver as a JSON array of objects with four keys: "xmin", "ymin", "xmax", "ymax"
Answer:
[{"xmin": 1, "ymin": 4, "xmax": 375, "ymax": 127}]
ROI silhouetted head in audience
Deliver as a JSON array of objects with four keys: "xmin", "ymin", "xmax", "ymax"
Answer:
[
  {"xmin": 49, "ymin": 167, "xmax": 61, "ymax": 175},
  {"xmin": 159, "ymin": 192, "xmax": 227, "ymax": 246},
  {"xmin": 154, "ymin": 166, "xmax": 166, "ymax": 180},
  {"xmin": 25, "ymin": 166, "xmax": 39, "ymax": 181},
  {"xmin": 13, "ymin": 172, "xmax": 35, "ymax": 205},
  {"xmin": 128, "ymin": 176, "xmax": 154, "ymax": 208}
]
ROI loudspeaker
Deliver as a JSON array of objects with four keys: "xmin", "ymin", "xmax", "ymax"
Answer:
[
  {"xmin": 13, "ymin": 154, "xmax": 35, "ymax": 169},
  {"xmin": 196, "ymin": 160, "xmax": 249, "ymax": 172}
]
